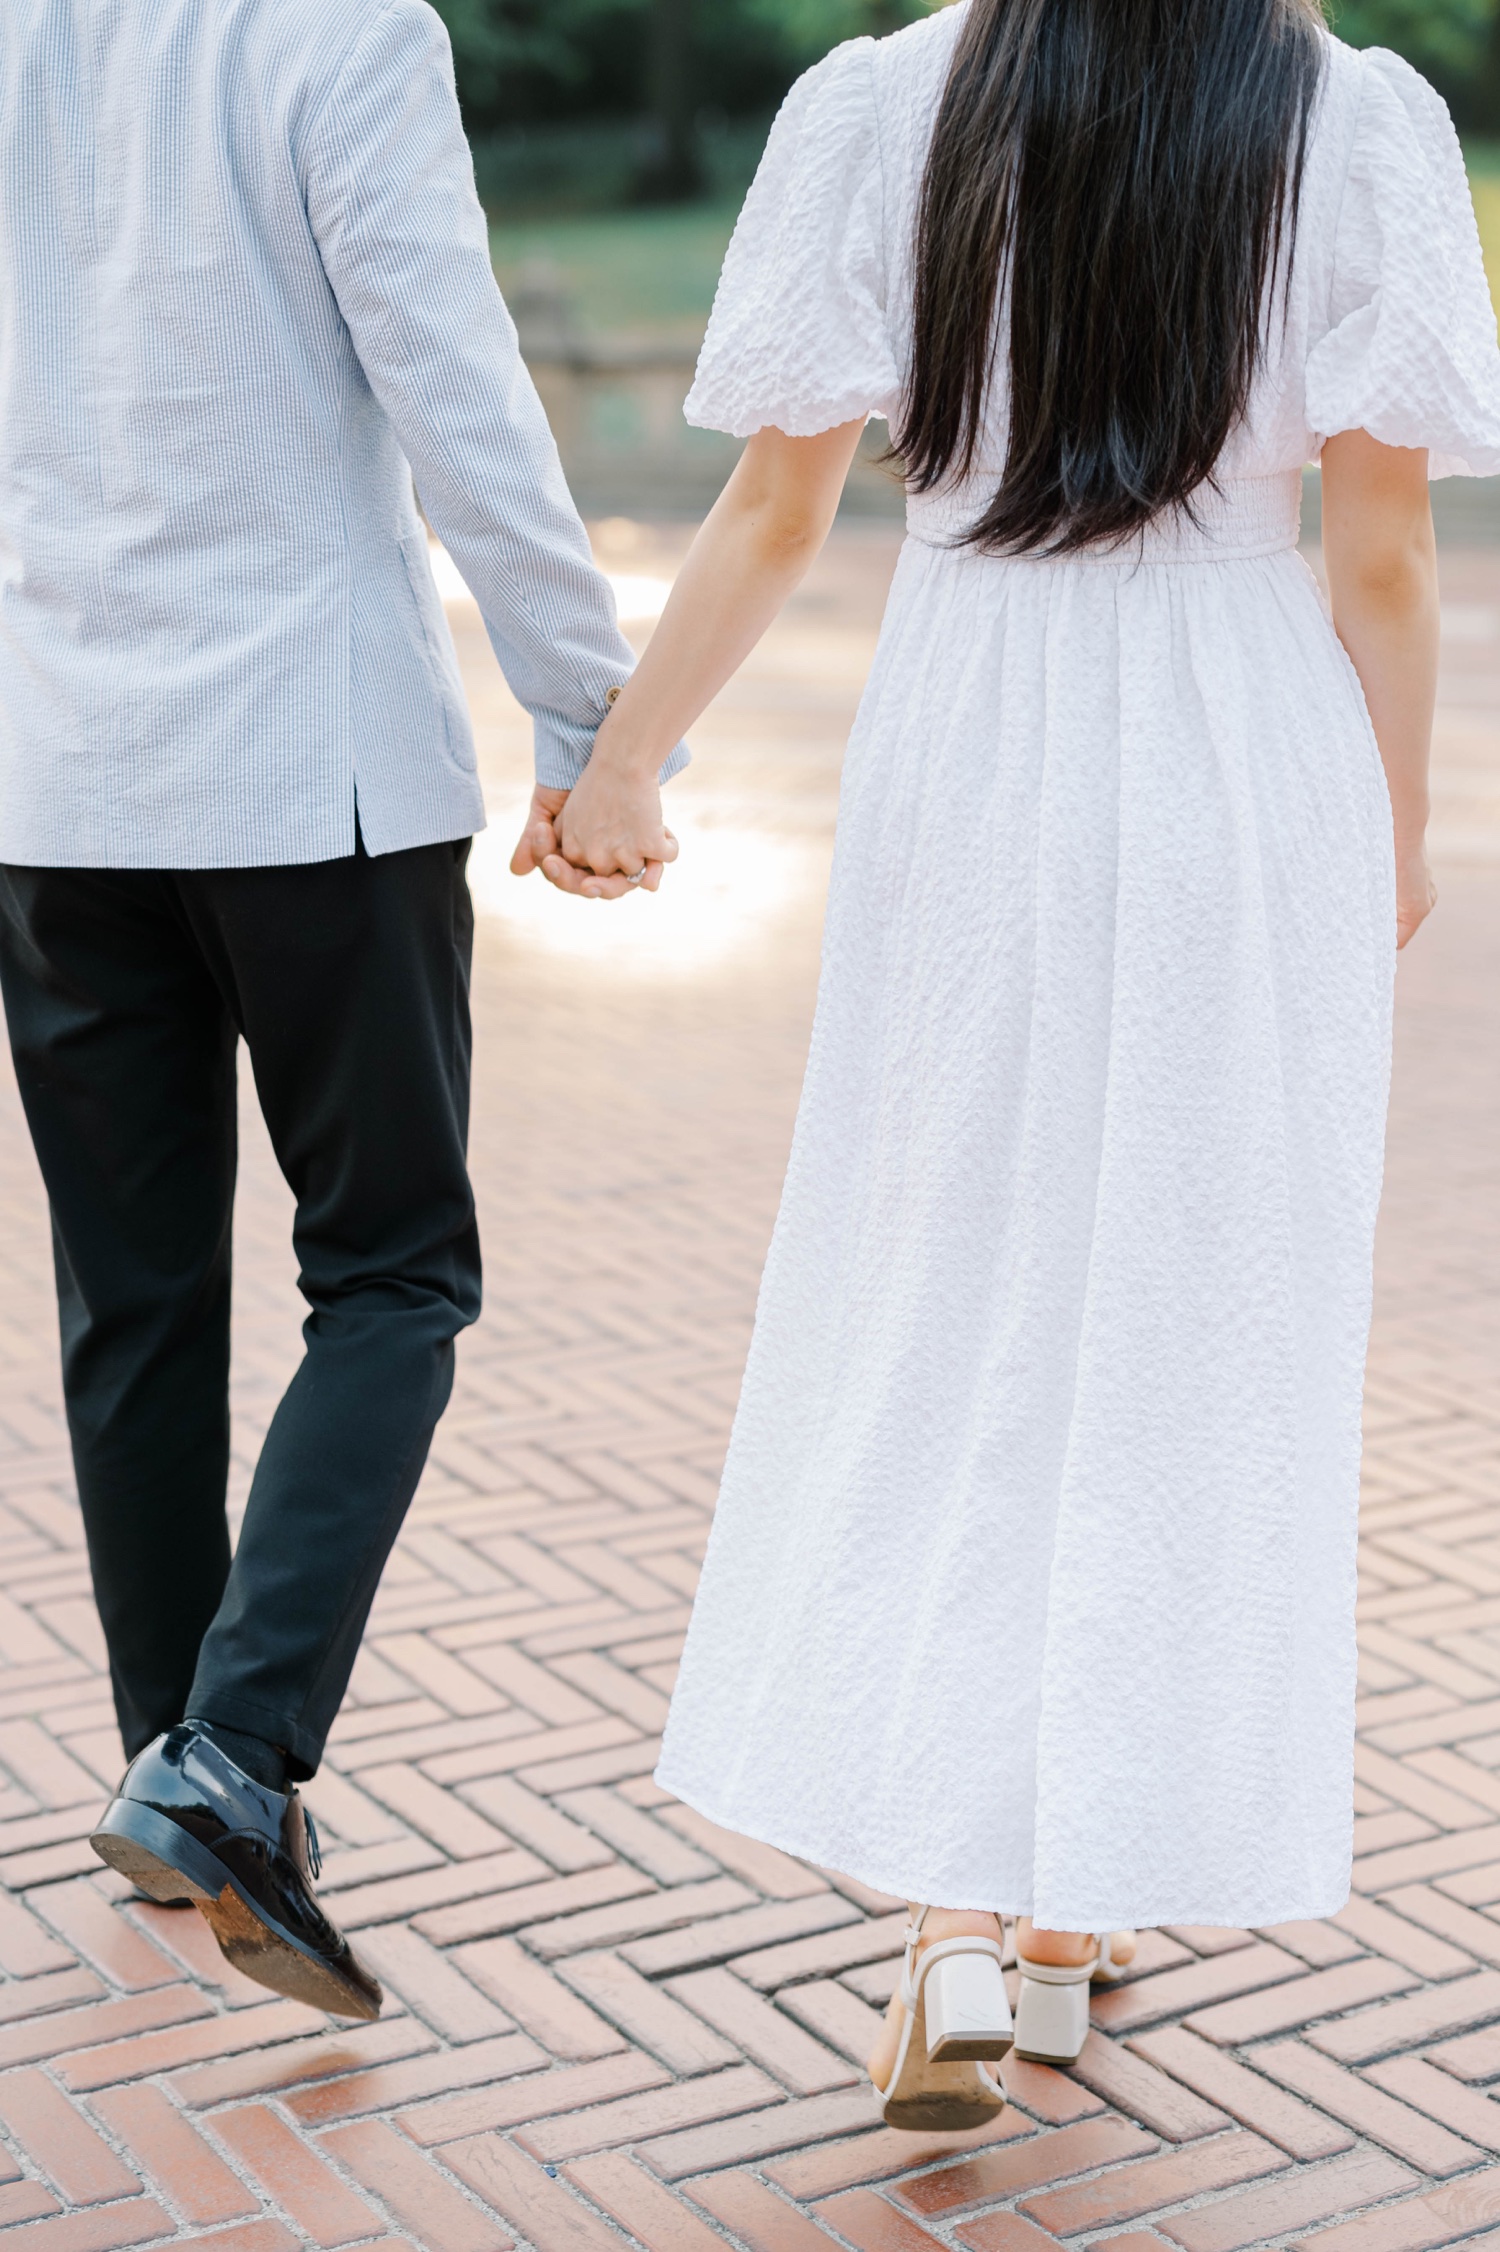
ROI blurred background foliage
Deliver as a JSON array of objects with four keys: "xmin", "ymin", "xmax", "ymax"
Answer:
[
  {"xmin": 431, "ymin": 0, "xmax": 1500, "ymax": 373},
  {"xmin": 431, "ymin": 0, "xmax": 1500, "ymax": 200}
]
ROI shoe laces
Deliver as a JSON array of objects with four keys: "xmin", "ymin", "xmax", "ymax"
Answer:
[{"xmin": 302, "ymin": 1807, "xmax": 322, "ymax": 1882}]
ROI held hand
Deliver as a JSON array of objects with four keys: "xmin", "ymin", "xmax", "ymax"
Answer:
[
  {"xmin": 1396, "ymin": 842, "xmax": 1436, "ymax": 950},
  {"xmin": 546, "ymin": 757, "xmax": 679, "ymax": 902},
  {"xmin": 509, "ymin": 785, "xmax": 570, "ymax": 879}
]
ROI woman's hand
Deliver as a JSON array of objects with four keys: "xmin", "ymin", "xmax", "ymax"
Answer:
[
  {"xmin": 508, "ymin": 775, "xmax": 678, "ymax": 900},
  {"xmin": 1395, "ymin": 839, "xmax": 1436, "ymax": 950},
  {"xmin": 548, "ymin": 754, "xmax": 678, "ymax": 900}
]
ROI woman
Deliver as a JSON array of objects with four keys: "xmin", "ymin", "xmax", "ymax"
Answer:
[{"xmin": 515, "ymin": 0, "xmax": 1500, "ymax": 2127}]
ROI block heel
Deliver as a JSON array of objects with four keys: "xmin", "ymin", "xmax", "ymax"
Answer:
[{"xmin": 872, "ymin": 1908, "xmax": 1010, "ymax": 2131}]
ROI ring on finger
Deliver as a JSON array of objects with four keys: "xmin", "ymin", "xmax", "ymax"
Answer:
[{"xmin": 624, "ymin": 865, "xmax": 647, "ymax": 887}]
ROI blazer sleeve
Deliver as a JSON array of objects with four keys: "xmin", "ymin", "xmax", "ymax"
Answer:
[{"xmin": 301, "ymin": 0, "xmax": 686, "ymax": 790}]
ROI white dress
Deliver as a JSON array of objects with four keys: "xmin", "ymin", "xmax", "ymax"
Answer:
[{"xmin": 656, "ymin": 10, "xmax": 1500, "ymax": 1930}]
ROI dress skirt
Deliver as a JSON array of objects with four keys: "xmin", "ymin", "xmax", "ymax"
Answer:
[{"xmin": 657, "ymin": 493, "xmax": 1396, "ymax": 1932}]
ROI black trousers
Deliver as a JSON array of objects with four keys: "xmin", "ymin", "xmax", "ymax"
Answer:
[{"xmin": 0, "ymin": 839, "xmax": 481, "ymax": 1780}]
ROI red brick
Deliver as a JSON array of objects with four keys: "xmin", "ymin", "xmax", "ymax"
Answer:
[
  {"xmin": 0, "ymin": 1984, "xmax": 208, "ymax": 2071},
  {"xmin": 169, "ymin": 2015, "xmax": 437, "ymax": 2108},
  {"xmin": 457, "ymin": 1775, "xmax": 615, "ymax": 1873},
  {"xmin": 357, "ymin": 1764, "xmax": 536, "ymax": 1859},
  {"xmin": 1246, "ymin": 2040, "xmax": 1484, "ymax": 2174},
  {"xmin": 1366, "ymin": 2051, "xmax": 1500, "ymax": 2150},
  {"xmin": 0, "ymin": 1970, "xmax": 103, "ymax": 2027},
  {"xmin": 1429, "ymin": 2023, "xmax": 1500, "ymax": 2083},
  {"xmin": 686, "ymin": 2168, "xmax": 850, "ymax": 2249},
  {"xmin": 1088, "ymin": 1942, "xmax": 1306, "ymax": 2035},
  {"xmin": 730, "ymin": 1911, "xmax": 908, "ymax": 1991},
  {"xmin": 1021, "ymin": 2131, "xmax": 1289, "ymax": 2235},
  {"xmin": 320, "ymin": 2117, "xmax": 514, "ymax": 2252},
  {"xmin": 660, "ymin": 1805, "xmax": 829, "ymax": 1897},
  {"xmin": 816, "ymin": 2187, "xmax": 953, "ymax": 2249},
  {"xmin": 89, "ymin": 2084, "xmax": 258, "ymax": 2226},
  {"xmin": 1335, "ymin": 1891, "xmax": 1480, "ymax": 1978},
  {"xmin": 0, "ymin": 2184, "xmax": 63, "ymax": 2226},
  {"xmin": 952, "ymin": 2218, "xmax": 1061, "ymax": 2252},
  {"xmin": 452, "ymin": 1937, "xmax": 625, "ymax": 2059},
  {"xmin": 421, "ymin": 1719, "xmax": 641, "ymax": 1788},
  {"xmin": 1297, "ymin": 2165, "xmax": 1500, "ymax": 2249},
  {"xmin": 0, "ymin": 1893, "xmax": 79, "ymax": 1977},
  {"xmin": 25, "ymin": 1883, "xmax": 180, "ymax": 1992},
  {"xmin": 895, "ymin": 2117, "xmax": 1157, "ymax": 2218},
  {"xmin": 640, "ymin": 2086, "xmax": 881, "ymax": 2179},
  {"xmin": 0, "ymin": 2069, "xmax": 139, "ymax": 2204},
  {"xmin": 665, "ymin": 1966, "xmax": 857, "ymax": 2093},
  {"xmin": 442, "ymin": 2135, "xmax": 625, "ymax": 2250},
  {"xmin": 557, "ymin": 1950, "xmax": 738, "ymax": 2074},
  {"xmin": 213, "ymin": 2104, "xmax": 383, "ymax": 2247},
  {"xmin": 172, "ymin": 2226, "xmax": 300, "ymax": 2251},
  {"xmin": 1380, "ymin": 1882, "xmax": 1500, "ymax": 1966},
  {"xmin": 282, "ymin": 2030, "xmax": 547, "ymax": 2125},
  {"xmin": 352, "ymin": 1924, "xmax": 514, "ymax": 2043},
  {"xmin": 55, "ymin": 1997, "xmax": 313, "ymax": 2091},
  {"xmin": 1256, "ymin": 1921, "xmax": 1361, "ymax": 1968},
  {"xmin": 1157, "ymin": 2149, "xmax": 1419, "ymax": 2251},
  {"xmin": 413, "ymin": 1864, "xmax": 655, "ymax": 1948},
  {"xmin": 1308, "ymin": 1966, "xmax": 1500, "ymax": 2062},
  {"xmin": 624, "ymin": 1893, "xmax": 861, "ymax": 1978},
  {"xmin": 1071, "ymin": 2032, "xmax": 1230, "ymax": 2140},
  {"xmin": 1185, "ymin": 1956, "xmax": 1421, "ymax": 2045},
  {"xmin": 775, "ymin": 1977, "xmax": 887, "ymax": 2068},
  {"xmin": 553, "ymin": 1785, "xmax": 711, "ymax": 1883},
  {"xmin": 1128, "ymin": 2026, "xmax": 1355, "ymax": 2159},
  {"xmin": 0, "ymin": 2202, "xmax": 172, "ymax": 2249},
  {"xmin": 999, "ymin": 2053, "xmax": 1107, "ymax": 2124},
  {"xmin": 766, "ymin": 2106, "xmax": 1034, "ymax": 2200},
  {"xmin": 508, "ymin": 1739, "xmax": 668, "ymax": 1797},
  {"xmin": 328, "ymin": 1847, "xmax": 549, "ymax": 1930},
  {"xmin": 517, "ymin": 2061, "xmax": 780, "ymax": 2162},
  {"xmin": 398, "ymin": 2050, "xmax": 669, "ymax": 2148},
  {"xmin": 564, "ymin": 2150, "xmax": 727, "ymax": 2251},
  {"xmin": 521, "ymin": 1875, "xmax": 754, "ymax": 1960}
]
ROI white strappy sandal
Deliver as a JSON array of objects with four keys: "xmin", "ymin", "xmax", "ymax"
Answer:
[
  {"xmin": 1012, "ymin": 1930, "xmax": 1134, "ymax": 2064},
  {"xmin": 870, "ymin": 1906, "xmax": 1013, "ymax": 2130}
]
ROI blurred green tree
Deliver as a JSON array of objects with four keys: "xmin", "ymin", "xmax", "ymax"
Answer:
[
  {"xmin": 430, "ymin": 0, "xmax": 936, "ymax": 144},
  {"xmin": 1330, "ymin": 0, "xmax": 1493, "ymax": 95}
]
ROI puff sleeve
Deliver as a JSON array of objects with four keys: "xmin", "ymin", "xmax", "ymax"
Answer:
[
  {"xmin": 1304, "ymin": 49, "xmax": 1500, "ymax": 476},
  {"xmin": 684, "ymin": 39, "xmax": 899, "ymax": 439}
]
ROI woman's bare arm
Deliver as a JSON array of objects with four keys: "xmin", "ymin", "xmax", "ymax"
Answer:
[
  {"xmin": 527, "ymin": 420, "xmax": 866, "ymax": 898},
  {"xmin": 1319, "ymin": 429, "xmax": 1439, "ymax": 949}
]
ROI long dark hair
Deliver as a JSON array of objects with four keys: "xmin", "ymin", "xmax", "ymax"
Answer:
[{"xmin": 894, "ymin": 0, "xmax": 1325, "ymax": 555}]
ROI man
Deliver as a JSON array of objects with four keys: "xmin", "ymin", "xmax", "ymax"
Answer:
[{"xmin": 0, "ymin": 0, "xmax": 679, "ymax": 2018}]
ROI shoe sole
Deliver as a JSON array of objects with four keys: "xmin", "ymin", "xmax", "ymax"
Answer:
[{"xmin": 90, "ymin": 1799, "xmax": 379, "ymax": 2021}]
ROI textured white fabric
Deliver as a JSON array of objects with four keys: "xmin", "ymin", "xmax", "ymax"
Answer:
[
  {"xmin": 0, "ymin": 0, "xmax": 684, "ymax": 870},
  {"xmin": 660, "ymin": 15, "xmax": 1500, "ymax": 1927}
]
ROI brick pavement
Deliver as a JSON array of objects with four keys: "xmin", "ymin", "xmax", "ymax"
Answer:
[{"xmin": 0, "ymin": 518, "xmax": 1499, "ymax": 2247}]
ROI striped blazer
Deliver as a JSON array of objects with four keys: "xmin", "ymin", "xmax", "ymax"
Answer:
[{"xmin": 0, "ymin": 0, "xmax": 683, "ymax": 867}]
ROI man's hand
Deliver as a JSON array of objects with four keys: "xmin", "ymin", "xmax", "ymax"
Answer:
[{"xmin": 509, "ymin": 785, "xmax": 570, "ymax": 880}]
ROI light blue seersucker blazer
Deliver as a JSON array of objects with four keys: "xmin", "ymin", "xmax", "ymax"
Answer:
[{"xmin": 0, "ymin": 0, "xmax": 683, "ymax": 868}]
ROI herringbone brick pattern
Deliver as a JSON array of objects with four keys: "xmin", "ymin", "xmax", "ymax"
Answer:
[{"xmin": 0, "ymin": 518, "xmax": 1498, "ymax": 2248}]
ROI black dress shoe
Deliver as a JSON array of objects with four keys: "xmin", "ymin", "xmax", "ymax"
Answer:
[{"xmin": 90, "ymin": 1725, "xmax": 382, "ymax": 2021}]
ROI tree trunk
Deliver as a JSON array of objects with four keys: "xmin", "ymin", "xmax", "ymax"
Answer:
[{"xmin": 639, "ymin": 0, "xmax": 703, "ymax": 201}]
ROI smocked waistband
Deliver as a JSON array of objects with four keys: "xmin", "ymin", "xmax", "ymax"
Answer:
[{"xmin": 904, "ymin": 469, "xmax": 1303, "ymax": 564}]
